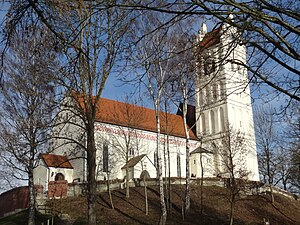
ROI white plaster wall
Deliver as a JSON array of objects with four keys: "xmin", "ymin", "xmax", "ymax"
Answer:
[
  {"xmin": 132, "ymin": 156, "xmax": 157, "ymax": 179},
  {"xmin": 190, "ymin": 153, "xmax": 214, "ymax": 178},
  {"xmin": 93, "ymin": 122, "xmax": 198, "ymax": 180},
  {"xmin": 33, "ymin": 161, "xmax": 49, "ymax": 190}
]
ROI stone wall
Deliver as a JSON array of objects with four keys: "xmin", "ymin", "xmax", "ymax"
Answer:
[{"xmin": 48, "ymin": 180, "xmax": 68, "ymax": 198}]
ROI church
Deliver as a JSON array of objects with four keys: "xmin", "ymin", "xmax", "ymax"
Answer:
[{"xmin": 33, "ymin": 22, "xmax": 260, "ymax": 192}]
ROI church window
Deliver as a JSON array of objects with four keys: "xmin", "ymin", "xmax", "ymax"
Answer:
[
  {"xmin": 212, "ymin": 143, "xmax": 220, "ymax": 174},
  {"xmin": 212, "ymin": 83, "xmax": 218, "ymax": 101},
  {"xmin": 201, "ymin": 113, "xmax": 206, "ymax": 134},
  {"xmin": 220, "ymin": 107, "xmax": 225, "ymax": 132},
  {"xmin": 177, "ymin": 153, "xmax": 181, "ymax": 177},
  {"xmin": 55, "ymin": 173, "xmax": 65, "ymax": 181},
  {"xmin": 210, "ymin": 110, "xmax": 216, "ymax": 134},
  {"xmin": 103, "ymin": 143, "xmax": 109, "ymax": 172},
  {"xmin": 129, "ymin": 147, "xmax": 134, "ymax": 156},
  {"xmin": 204, "ymin": 60, "xmax": 216, "ymax": 75},
  {"xmin": 220, "ymin": 81, "xmax": 225, "ymax": 98},
  {"xmin": 206, "ymin": 86, "xmax": 210, "ymax": 103},
  {"xmin": 199, "ymin": 89, "xmax": 204, "ymax": 106}
]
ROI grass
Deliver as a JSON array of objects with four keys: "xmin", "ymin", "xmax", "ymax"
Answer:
[
  {"xmin": 0, "ymin": 210, "xmax": 60, "ymax": 225},
  {"xmin": 1, "ymin": 185, "xmax": 300, "ymax": 225}
]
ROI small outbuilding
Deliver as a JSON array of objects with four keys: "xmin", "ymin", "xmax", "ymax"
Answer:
[
  {"xmin": 33, "ymin": 153, "xmax": 73, "ymax": 192},
  {"xmin": 121, "ymin": 154, "xmax": 156, "ymax": 180}
]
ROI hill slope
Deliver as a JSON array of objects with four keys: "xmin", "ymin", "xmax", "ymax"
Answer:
[{"xmin": 47, "ymin": 185, "xmax": 300, "ymax": 225}]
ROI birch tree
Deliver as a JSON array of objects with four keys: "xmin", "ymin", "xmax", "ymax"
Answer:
[
  {"xmin": 124, "ymin": 9, "xmax": 182, "ymax": 225},
  {"xmin": 0, "ymin": 25, "xmax": 58, "ymax": 225},
  {"xmin": 168, "ymin": 37, "xmax": 195, "ymax": 215},
  {"xmin": 216, "ymin": 128, "xmax": 250, "ymax": 225},
  {"xmin": 254, "ymin": 105, "xmax": 281, "ymax": 203}
]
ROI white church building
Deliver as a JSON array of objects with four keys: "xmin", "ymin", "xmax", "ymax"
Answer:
[{"xmin": 33, "ymin": 22, "xmax": 260, "ymax": 191}]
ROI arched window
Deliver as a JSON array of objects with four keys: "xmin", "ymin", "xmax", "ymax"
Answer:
[
  {"xmin": 212, "ymin": 83, "xmax": 218, "ymax": 101},
  {"xmin": 220, "ymin": 81, "xmax": 225, "ymax": 99},
  {"xmin": 55, "ymin": 173, "xmax": 65, "ymax": 181},
  {"xmin": 103, "ymin": 143, "xmax": 109, "ymax": 172},
  {"xmin": 210, "ymin": 110, "xmax": 216, "ymax": 134},
  {"xmin": 219, "ymin": 107, "xmax": 225, "ymax": 132},
  {"xmin": 177, "ymin": 153, "xmax": 181, "ymax": 177},
  {"xmin": 204, "ymin": 60, "xmax": 216, "ymax": 75},
  {"xmin": 201, "ymin": 113, "xmax": 206, "ymax": 134},
  {"xmin": 206, "ymin": 86, "xmax": 210, "ymax": 104},
  {"xmin": 199, "ymin": 89, "xmax": 204, "ymax": 106},
  {"xmin": 215, "ymin": 110, "xmax": 219, "ymax": 132},
  {"xmin": 212, "ymin": 143, "xmax": 220, "ymax": 175}
]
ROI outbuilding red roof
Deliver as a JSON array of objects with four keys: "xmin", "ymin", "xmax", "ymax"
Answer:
[
  {"xmin": 41, "ymin": 154, "xmax": 73, "ymax": 169},
  {"xmin": 121, "ymin": 154, "xmax": 146, "ymax": 169},
  {"xmin": 72, "ymin": 93, "xmax": 197, "ymax": 140}
]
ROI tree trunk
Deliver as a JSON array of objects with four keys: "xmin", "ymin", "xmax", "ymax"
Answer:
[
  {"xmin": 28, "ymin": 124, "xmax": 36, "ymax": 225},
  {"xmin": 200, "ymin": 152, "xmax": 204, "ymax": 216},
  {"xmin": 144, "ymin": 175, "xmax": 148, "ymax": 215},
  {"xmin": 183, "ymin": 99, "xmax": 190, "ymax": 214},
  {"xmin": 126, "ymin": 154, "xmax": 130, "ymax": 198},
  {"xmin": 163, "ymin": 136, "xmax": 168, "ymax": 212},
  {"xmin": 28, "ymin": 168, "xmax": 35, "ymax": 225},
  {"xmin": 155, "ymin": 105, "xmax": 167, "ymax": 225},
  {"xmin": 86, "ymin": 120, "xmax": 97, "ymax": 225},
  {"xmin": 229, "ymin": 197, "xmax": 234, "ymax": 225},
  {"xmin": 229, "ymin": 176, "xmax": 235, "ymax": 225},
  {"xmin": 107, "ymin": 172, "xmax": 114, "ymax": 209},
  {"xmin": 167, "ymin": 136, "xmax": 171, "ymax": 215},
  {"xmin": 270, "ymin": 184, "xmax": 275, "ymax": 204}
]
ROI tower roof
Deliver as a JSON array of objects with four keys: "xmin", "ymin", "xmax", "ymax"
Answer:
[{"xmin": 198, "ymin": 27, "xmax": 222, "ymax": 48}]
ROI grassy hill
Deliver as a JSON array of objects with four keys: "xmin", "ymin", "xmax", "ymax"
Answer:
[{"xmin": 1, "ymin": 185, "xmax": 300, "ymax": 225}]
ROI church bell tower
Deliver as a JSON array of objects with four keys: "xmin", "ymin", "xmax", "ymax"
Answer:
[{"xmin": 194, "ymin": 21, "xmax": 259, "ymax": 181}]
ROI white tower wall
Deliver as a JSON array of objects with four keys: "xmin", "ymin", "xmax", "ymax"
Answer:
[{"xmin": 195, "ymin": 22, "xmax": 259, "ymax": 181}]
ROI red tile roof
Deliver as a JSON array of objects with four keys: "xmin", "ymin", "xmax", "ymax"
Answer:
[
  {"xmin": 41, "ymin": 154, "xmax": 73, "ymax": 169},
  {"xmin": 72, "ymin": 93, "xmax": 197, "ymax": 140},
  {"xmin": 198, "ymin": 27, "xmax": 222, "ymax": 48}
]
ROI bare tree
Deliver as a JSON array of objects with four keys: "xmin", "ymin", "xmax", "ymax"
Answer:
[
  {"xmin": 124, "ymin": 8, "xmax": 183, "ymax": 224},
  {"xmin": 168, "ymin": 37, "xmax": 195, "ymax": 215},
  {"xmin": 108, "ymin": 97, "xmax": 147, "ymax": 198},
  {"xmin": 254, "ymin": 105, "xmax": 281, "ymax": 203},
  {"xmin": 215, "ymin": 128, "xmax": 250, "ymax": 225},
  {"xmin": 116, "ymin": 0, "xmax": 300, "ymax": 103},
  {"xmin": 5, "ymin": 3, "xmax": 134, "ymax": 225},
  {"xmin": 0, "ymin": 26, "xmax": 57, "ymax": 225},
  {"xmin": 285, "ymin": 103, "xmax": 300, "ymax": 193}
]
